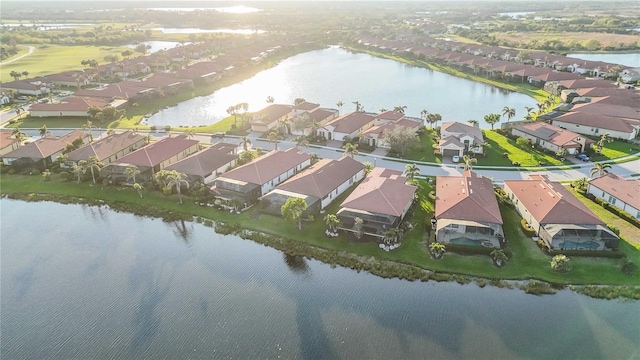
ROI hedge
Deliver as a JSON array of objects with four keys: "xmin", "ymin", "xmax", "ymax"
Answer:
[
  {"xmin": 446, "ymin": 243, "xmax": 513, "ymax": 257},
  {"xmin": 585, "ymin": 192, "xmax": 640, "ymax": 228},
  {"xmin": 547, "ymin": 249, "xmax": 625, "ymax": 259}
]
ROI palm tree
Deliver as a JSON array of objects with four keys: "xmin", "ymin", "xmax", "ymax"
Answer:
[
  {"xmin": 71, "ymin": 161, "xmax": 86, "ymax": 184},
  {"xmin": 483, "ymin": 113, "xmax": 501, "ymax": 130},
  {"xmin": 589, "ymin": 162, "xmax": 611, "ymax": 178},
  {"xmin": 125, "ymin": 165, "xmax": 141, "ymax": 184},
  {"xmin": 352, "ymin": 101, "xmax": 362, "ymax": 112},
  {"xmin": 426, "ymin": 113, "xmax": 442, "ymax": 129},
  {"xmin": 524, "ymin": 106, "xmax": 535, "ymax": 116},
  {"xmin": 595, "ymin": 132, "xmax": 610, "ymax": 154},
  {"xmin": 310, "ymin": 119, "xmax": 320, "ymax": 139},
  {"xmin": 85, "ymin": 156, "xmax": 103, "ymax": 184},
  {"xmin": 393, "ymin": 105, "xmax": 407, "ymax": 114},
  {"xmin": 490, "ymin": 249, "xmax": 508, "ymax": 267},
  {"xmin": 344, "ymin": 143, "xmax": 359, "ymax": 158},
  {"xmin": 457, "ymin": 155, "xmax": 478, "ymax": 171},
  {"xmin": 133, "ymin": 183, "xmax": 144, "ymax": 198},
  {"xmin": 324, "ymin": 213, "xmax": 340, "ymax": 233},
  {"xmin": 353, "ymin": 217, "xmax": 364, "ymax": 239},
  {"xmin": 239, "ymin": 136, "xmax": 251, "ymax": 151},
  {"xmin": 404, "ymin": 163, "xmax": 420, "ymax": 184},
  {"xmin": 383, "ymin": 227, "xmax": 403, "ymax": 246},
  {"xmin": 266, "ymin": 95, "xmax": 274, "ymax": 104},
  {"xmin": 166, "ymin": 170, "xmax": 190, "ymax": 204},
  {"xmin": 502, "ymin": 106, "xmax": 516, "ymax": 122},
  {"xmin": 420, "ymin": 109, "xmax": 429, "ymax": 124},
  {"xmin": 293, "ymin": 135, "xmax": 309, "ymax": 149},
  {"xmin": 336, "ymin": 101, "xmax": 344, "ymax": 114},
  {"xmin": 267, "ymin": 131, "xmax": 282, "ymax": 150},
  {"xmin": 362, "ymin": 161, "xmax": 374, "ymax": 175},
  {"xmin": 226, "ymin": 105, "xmax": 239, "ymax": 126},
  {"xmin": 571, "ymin": 176, "xmax": 588, "ymax": 191},
  {"xmin": 468, "ymin": 119, "xmax": 479, "ymax": 126},
  {"xmin": 429, "ymin": 242, "xmax": 446, "ymax": 259},
  {"xmin": 82, "ymin": 120, "xmax": 94, "ymax": 141},
  {"xmin": 11, "ymin": 127, "xmax": 27, "ymax": 145},
  {"xmin": 183, "ymin": 129, "xmax": 196, "ymax": 139},
  {"xmin": 39, "ymin": 124, "xmax": 49, "ymax": 138}
]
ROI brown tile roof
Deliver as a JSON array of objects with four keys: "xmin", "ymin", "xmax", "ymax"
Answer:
[
  {"xmin": 528, "ymin": 71, "xmax": 582, "ymax": 82},
  {"xmin": 219, "ymin": 148, "xmax": 310, "ymax": 186},
  {"xmin": 1, "ymin": 130, "xmax": 18, "ymax": 150},
  {"xmin": 558, "ymin": 78, "xmax": 618, "ymax": 89},
  {"xmin": 435, "ymin": 171, "xmax": 502, "ymax": 224},
  {"xmin": 293, "ymin": 102, "xmax": 320, "ymax": 111},
  {"xmin": 576, "ymin": 87, "xmax": 640, "ymax": 99},
  {"xmin": 274, "ymin": 156, "xmax": 364, "ymax": 198},
  {"xmin": 589, "ymin": 173, "xmax": 640, "ymax": 209},
  {"xmin": 74, "ymin": 83, "xmax": 144, "ymax": 100},
  {"xmin": 513, "ymin": 122, "xmax": 590, "ymax": 148},
  {"xmin": 569, "ymin": 103, "xmax": 640, "ymax": 119},
  {"xmin": 340, "ymin": 167, "xmax": 417, "ymax": 217},
  {"xmin": 504, "ymin": 175, "xmax": 604, "ymax": 225},
  {"xmin": 376, "ymin": 110, "xmax": 405, "ymax": 121},
  {"xmin": 325, "ymin": 112, "xmax": 376, "ymax": 134},
  {"xmin": 165, "ymin": 142, "xmax": 237, "ymax": 178},
  {"xmin": 553, "ymin": 112, "xmax": 640, "ymax": 133},
  {"xmin": 307, "ymin": 108, "xmax": 337, "ymax": 123},
  {"xmin": 441, "ymin": 121, "xmax": 484, "ymax": 145},
  {"xmin": 253, "ymin": 104, "xmax": 292, "ymax": 123},
  {"xmin": 30, "ymin": 97, "xmax": 110, "ymax": 112},
  {"xmin": 3, "ymin": 130, "xmax": 88, "ymax": 159},
  {"xmin": 66, "ymin": 131, "xmax": 145, "ymax": 163},
  {"xmin": 114, "ymin": 135, "xmax": 199, "ymax": 167}
]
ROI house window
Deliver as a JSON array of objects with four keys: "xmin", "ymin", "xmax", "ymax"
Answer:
[
  {"xmin": 637, "ymin": 211, "xmax": 640, "ymax": 220},
  {"xmin": 594, "ymin": 128, "xmax": 599, "ymax": 134},
  {"xmin": 608, "ymin": 196, "xmax": 616, "ymax": 205}
]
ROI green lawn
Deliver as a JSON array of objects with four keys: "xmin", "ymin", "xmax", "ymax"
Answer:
[
  {"xmin": 2, "ymin": 172, "xmax": 638, "ymax": 286},
  {"xmin": 589, "ymin": 139, "xmax": 640, "ymax": 162},
  {"xmin": 1, "ymin": 44, "xmax": 132, "ymax": 83},
  {"xmin": 404, "ymin": 129, "xmax": 440, "ymax": 163},
  {"xmin": 482, "ymin": 130, "xmax": 565, "ymax": 167}
]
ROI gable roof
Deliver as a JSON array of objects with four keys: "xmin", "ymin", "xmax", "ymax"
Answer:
[
  {"xmin": 293, "ymin": 101, "xmax": 320, "ymax": 111},
  {"xmin": 113, "ymin": 135, "xmax": 198, "ymax": 167},
  {"xmin": 165, "ymin": 142, "xmax": 237, "ymax": 178},
  {"xmin": 273, "ymin": 156, "xmax": 364, "ymax": 198},
  {"xmin": 30, "ymin": 96, "xmax": 110, "ymax": 113},
  {"xmin": 66, "ymin": 131, "xmax": 146, "ymax": 162},
  {"xmin": 504, "ymin": 175, "xmax": 604, "ymax": 225},
  {"xmin": 557, "ymin": 78, "xmax": 618, "ymax": 90},
  {"xmin": 435, "ymin": 171, "xmax": 502, "ymax": 224},
  {"xmin": 325, "ymin": 112, "xmax": 376, "ymax": 134},
  {"xmin": 513, "ymin": 122, "xmax": 591, "ymax": 148},
  {"xmin": 552, "ymin": 112, "xmax": 640, "ymax": 133},
  {"xmin": 3, "ymin": 130, "xmax": 88, "ymax": 159},
  {"xmin": 307, "ymin": 108, "xmax": 337, "ymax": 122},
  {"xmin": 253, "ymin": 104, "xmax": 292, "ymax": 123},
  {"xmin": 218, "ymin": 148, "xmax": 310, "ymax": 186},
  {"xmin": 440, "ymin": 121, "xmax": 484, "ymax": 145},
  {"xmin": 340, "ymin": 167, "xmax": 417, "ymax": 217},
  {"xmin": 589, "ymin": 173, "xmax": 640, "ymax": 209},
  {"xmin": 1, "ymin": 130, "xmax": 18, "ymax": 150}
]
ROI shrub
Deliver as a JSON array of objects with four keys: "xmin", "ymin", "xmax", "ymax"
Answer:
[
  {"xmin": 502, "ymin": 152, "xmax": 509, "ymax": 158},
  {"xmin": 59, "ymin": 171, "xmax": 70, "ymax": 182},
  {"xmin": 550, "ymin": 254, "xmax": 571, "ymax": 272},
  {"xmin": 607, "ymin": 224, "xmax": 620, "ymax": 236},
  {"xmin": 164, "ymin": 125, "xmax": 171, "ymax": 132},
  {"xmin": 511, "ymin": 161, "xmax": 520, "ymax": 166},
  {"xmin": 621, "ymin": 258, "xmax": 638, "ymax": 275}
]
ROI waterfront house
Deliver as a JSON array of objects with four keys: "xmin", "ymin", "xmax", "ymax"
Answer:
[
  {"xmin": 261, "ymin": 156, "xmax": 365, "ymax": 215},
  {"xmin": 318, "ymin": 111, "xmax": 376, "ymax": 141},
  {"xmin": 38, "ymin": 70, "xmax": 90, "ymax": 89},
  {"xmin": 550, "ymin": 106, "xmax": 640, "ymax": 141},
  {"xmin": 588, "ymin": 173, "xmax": 640, "ymax": 220},
  {"xmin": 361, "ymin": 118, "xmax": 422, "ymax": 149},
  {"xmin": 511, "ymin": 122, "xmax": 592, "ymax": 155},
  {"xmin": 337, "ymin": 167, "xmax": 417, "ymax": 238},
  {"xmin": 213, "ymin": 148, "xmax": 311, "ymax": 204},
  {"xmin": 250, "ymin": 104, "xmax": 293, "ymax": 133},
  {"xmin": 101, "ymin": 134, "xmax": 199, "ymax": 180},
  {"xmin": 165, "ymin": 142, "xmax": 239, "ymax": 185},
  {"xmin": 0, "ymin": 130, "xmax": 20, "ymax": 156},
  {"xmin": 504, "ymin": 175, "xmax": 619, "ymax": 251},
  {"xmin": 438, "ymin": 121, "xmax": 484, "ymax": 158},
  {"xmin": 65, "ymin": 131, "xmax": 146, "ymax": 166},
  {"xmin": 620, "ymin": 68, "xmax": 640, "ymax": 84},
  {"xmin": 1, "ymin": 79, "xmax": 50, "ymax": 97},
  {"xmin": 434, "ymin": 171, "xmax": 504, "ymax": 248},
  {"xmin": 29, "ymin": 97, "xmax": 114, "ymax": 118},
  {"xmin": 2, "ymin": 130, "xmax": 88, "ymax": 169}
]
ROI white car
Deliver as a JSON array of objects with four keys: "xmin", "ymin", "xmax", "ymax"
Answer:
[{"xmin": 452, "ymin": 155, "xmax": 460, "ymax": 163}]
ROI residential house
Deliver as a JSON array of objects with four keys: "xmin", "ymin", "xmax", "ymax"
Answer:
[
  {"xmin": 511, "ymin": 122, "xmax": 592, "ymax": 155},
  {"xmin": 0, "ymin": 130, "xmax": 20, "ymax": 156},
  {"xmin": 337, "ymin": 167, "xmax": 417, "ymax": 238},
  {"xmin": 65, "ymin": 131, "xmax": 146, "ymax": 166},
  {"xmin": 165, "ymin": 142, "xmax": 239, "ymax": 184},
  {"xmin": 213, "ymin": 148, "xmax": 311, "ymax": 204},
  {"xmin": 620, "ymin": 68, "xmax": 640, "ymax": 84},
  {"xmin": 1, "ymin": 79, "xmax": 50, "ymax": 97},
  {"xmin": 101, "ymin": 134, "xmax": 199, "ymax": 180},
  {"xmin": 362, "ymin": 118, "xmax": 422, "ymax": 148},
  {"xmin": 439, "ymin": 121, "xmax": 484, "ymax": 158},
  {"xmin": 174, "ymin": 61, "xmax": 224, "ymax": 84},
  {"xmin": 504, "ymin": 175, "xmax": 619, "ymax": 250},
  {"xmin": 261, "ymin": 156, "xmax": 365, "ymax": 215},
  {"xmin": 318, "ymin": 111, "xmax": 376, "ymax": 141},
  {"xmin": 2, "ymin": 130, "xmax": 89, "ymax": 169},
  {"xmin": 434, "ymin": 171, "xmax": 504, "ymax": 248},
  {"xmin": 250, "ymin": 104, "xmax": 293, "ymax": 133},
  {"xmin": 588, "ymin": 173, "xmax": 640, "ymax": 220},
  {"xmin": 38, "ymin": 71, "xmax": 90, "ymax": 89},
  {"xmin": 29, "ymin": 97, "xmax": 113, "ymax": 118},
  {"xmin": 550, "ymin": 106, "xmax": 640, "ymax": 140}
]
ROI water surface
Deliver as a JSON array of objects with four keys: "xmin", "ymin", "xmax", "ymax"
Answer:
[
  {"xmin": 568, "ymin": 52, "xmax": 640, "ymax": 68},
  {"xmin": 1, "ymin": 199, "xmax": 639, "ymax": 359}
]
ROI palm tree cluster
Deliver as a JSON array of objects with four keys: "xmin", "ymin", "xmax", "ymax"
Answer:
[{"xmin": 154, "ymin": 170, "xmax": 190, "ymax": 204}]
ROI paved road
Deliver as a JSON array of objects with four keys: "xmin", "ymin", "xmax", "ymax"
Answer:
[
  {"xmin": 10, "ymin": 127, "xmax": 640, "ymax": 182},
  {"xmin": 0, "ymin": 46, "xmax": 35, "ymax": 65}
]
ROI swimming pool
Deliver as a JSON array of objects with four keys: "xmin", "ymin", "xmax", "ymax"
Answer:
[
  {"xmin": 558, "ymin": 240, "xmax": 601, "ymax": 250},
  {"xmin": 449, "ymin": 237, "xmax": 495, "ymax": 247}
]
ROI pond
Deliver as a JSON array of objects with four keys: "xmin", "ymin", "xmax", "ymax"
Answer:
[
  {"xmin": 126, "ymin": 41, "xmax": 188, "ymax": 54},
  {"xmin": 151, "ymin": 27, "xmax": 266, "ymax": 35},
  {"xmin": 146, "ymin": 46, "xmax": 538, "ymax": 129},
  {"xmin": 1, "ymin": 199, "xmax": 638, "ymax": 359},
  {"xmin": 568, "ymin": 52, "xmax": 640, "ymax": 68}
]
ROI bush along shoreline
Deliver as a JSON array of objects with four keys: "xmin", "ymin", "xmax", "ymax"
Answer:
[{"xmin": 3, "ymin": 192, "xmax": 639, "ymax": 300}]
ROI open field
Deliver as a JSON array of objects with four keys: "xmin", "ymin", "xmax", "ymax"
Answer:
[
  {"xmin": 490, "ymin": 32, "xmax": 640, "ymax": 48},
  {"xmin": 0, "ymin": 44, "xmax": 131, "ymax": 83}
]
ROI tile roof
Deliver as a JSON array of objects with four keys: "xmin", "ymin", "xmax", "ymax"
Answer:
[
  {"xmin": 325, "ymin": 112, "xmax": 376, "ymax": 134},
  {"xmin": 253, "ymin": 104, "xmax": 292, "ymax": 123},
  {"xmin": 589, "ymin": 173, "xmax": 640, "ymax": 209},
  {"xmin": 435, "ymin": 171, "xmax": 503, "ymax": 224},
  {"xmin": 292, "ymin": 102, "xmax": 320, "ymax": 111},
  {"xmin": 513, "ymin": 122, "xmax": 590, "ymax": 148},
  {"xmin": 340, "ymin": 167, "xmax": 417, "ymax": 217},
  {"xmin": 504, "ymin": 175, "xmax": 604, "ymax": 225},
  {"xmin": 165, "ymin": 142, "xmax": 237, "ymax": 178},
  {"xmin": 273, "ymin": 156, "xmax": 364, "ymax": 198},
  {"xmin": 66, "ymin": 131, "xmax": 145, "ymax": 162},
  {"xmin": 553, "ymin": 112, "xmax": 640, "ymax": 133},
  {"xmin": 1, "ymin": 130, "xmax": 18, "ymax": 150},
  {"xmin": 441, "ymin": 121, "xmax": 484, "ymax": 145},
  {"xmin": 3, "ymin": 130, "xmax": 88, "ymax": 159},
  {"xmin": 30, "ymin": 97, "xmax": 110, "ymax": 112},
  {"xmin": 557, "ymin": 78, "xmax": 618, "ymax": 89},
  {"xmin": 307, "ymin": 108, "xmax": 337, "ymax": 122},
  {"xmin": 218, "ymin": 148, "xmax": 310, "ymax": 186},
  {"xmin": 114, "ymin": 135, "xmax": 198, "ymax": 167}
]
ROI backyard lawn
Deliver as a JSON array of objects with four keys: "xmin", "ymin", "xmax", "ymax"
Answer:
[{"xmin": 481, "ymin": 130, "xmax": 566, "ymax": 167}]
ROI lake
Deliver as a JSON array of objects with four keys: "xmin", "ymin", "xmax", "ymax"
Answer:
[
  {"xmin": 1, "ymin": 199, "xmax": 639, "ymax": 359},
  {"xmin": 146, "ymin": 47, "xmax": 538, "ymax": 129},
  {"xmin": 126, "ymin": 41, "xmax": 188, "ymax": 54},
  {"xmin": 568, "ymin": 53, "xmax": 640, "ymax": 68}
]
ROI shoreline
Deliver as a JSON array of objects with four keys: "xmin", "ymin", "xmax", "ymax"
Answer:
[{"xmin": 2, "ymin": 191, "xmax": 638, "ymax": 300}]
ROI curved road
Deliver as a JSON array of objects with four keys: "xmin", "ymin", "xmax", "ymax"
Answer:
[{"xmin": 0, "ymin": 46, "xmax": 35, "ymax": 65}]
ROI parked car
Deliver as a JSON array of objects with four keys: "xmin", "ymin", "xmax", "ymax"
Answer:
[
  {"xmin": 211, "ymin": 132, "xmax": 226, "ymax": 139},
  {"xmin": 576, "ymin": 154, "xmax": 590, "ymax": 161},
  {"xmin": 452, "ymin": 155, "xmax": 460, "ymax": 163}
]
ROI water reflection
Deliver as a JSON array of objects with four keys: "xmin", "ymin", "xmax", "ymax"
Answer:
[{"xmin": 283, "ymin": 253, "xmax": 311, "ymax": 275}]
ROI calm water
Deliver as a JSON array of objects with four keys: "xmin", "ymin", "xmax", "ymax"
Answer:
[
  {"xmin": 126, "ymin": 41, "xmax": 187, "ymax": 53},
  {"xmin": 2, "ymin": 199, "xmax": 639, "ymax": 359},
  {"xmin": 151, "ymin": 27, "xmax": 266, "ymax": 35},
  {"xmin": 146, "ymin": 47, "xmax": 537, "ymax": 129},
  {"xmin": 569, "ymin": 53, "xmax": 640, "ymax": 68}
]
